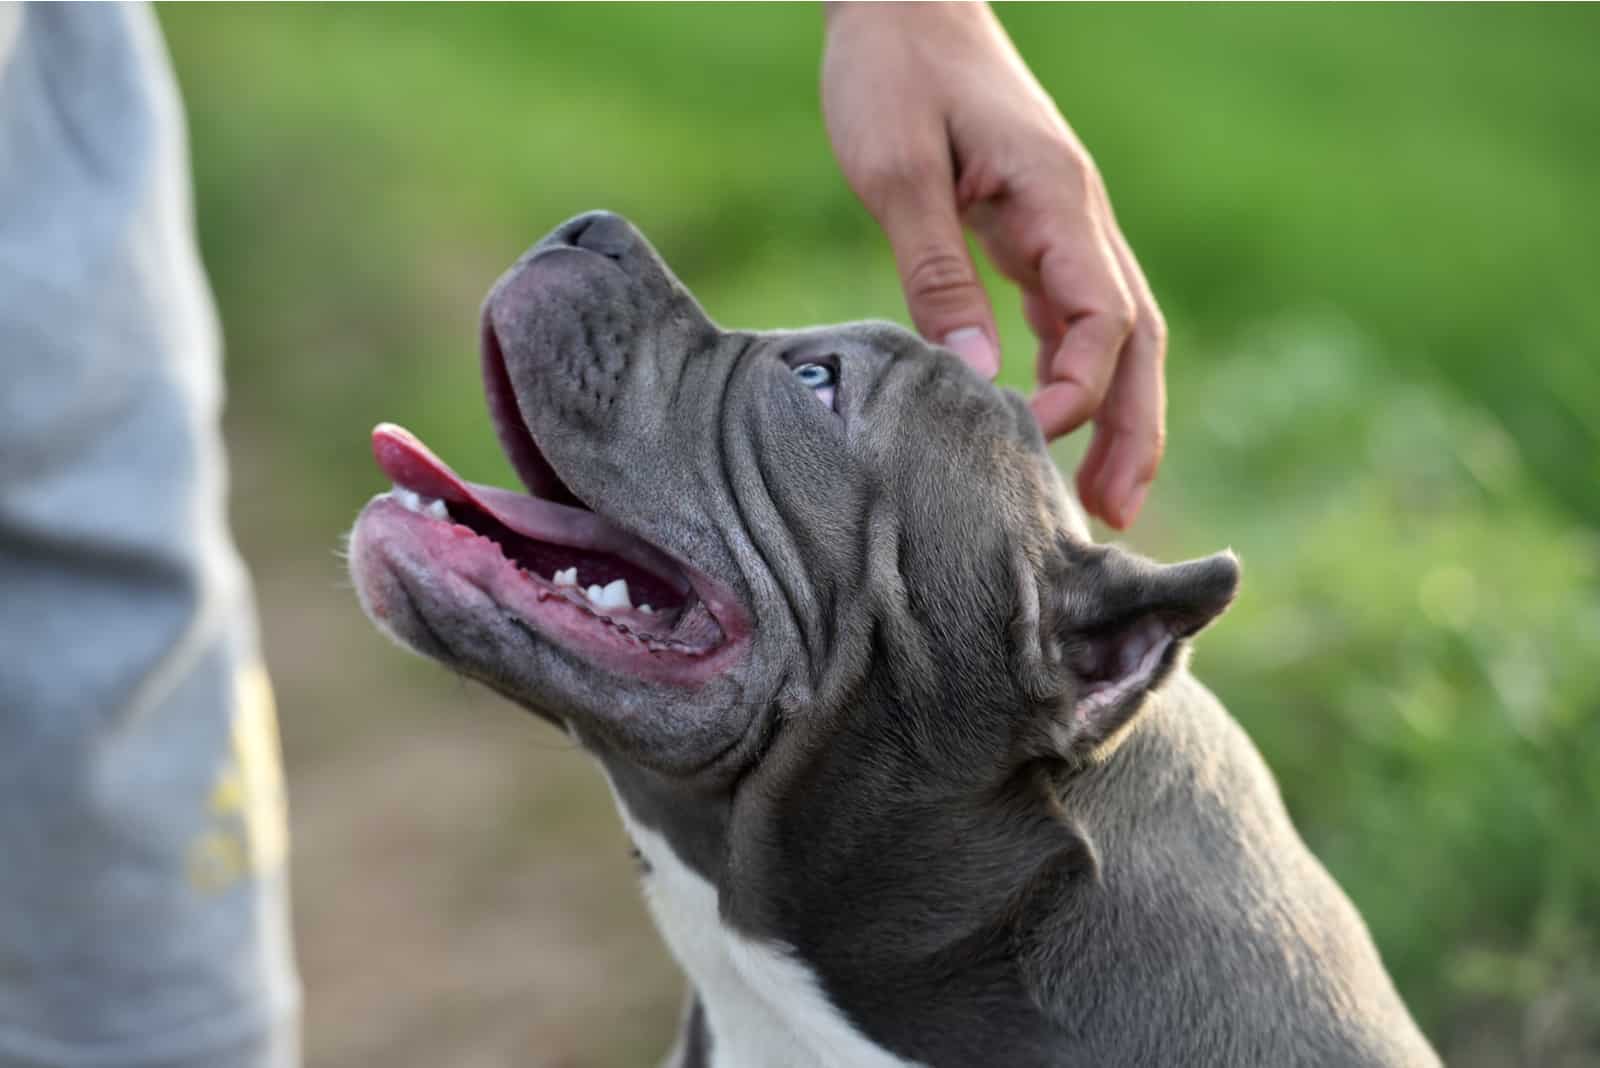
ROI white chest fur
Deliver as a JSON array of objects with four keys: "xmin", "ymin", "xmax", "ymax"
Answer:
[{"xmin": 610, "ymin": 799, "xmax": 925, "ymax": 1068}]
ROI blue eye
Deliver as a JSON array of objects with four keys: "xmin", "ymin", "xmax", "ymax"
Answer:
[{"xmin": 793, "ymin": 362, "xmax": 836, "ymax": 390}]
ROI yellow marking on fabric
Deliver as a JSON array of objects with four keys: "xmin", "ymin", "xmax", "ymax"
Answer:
[
  {"xmin": 187, "ymin": 660, "xmax": 289, "ymax": 892},
  {"xmin": 188, "ymin": 829, "xmax": 247, "ymax": 893},
  {"xmin": 233, "ymin": 660, "xmax": 289, "ymax": 874}
]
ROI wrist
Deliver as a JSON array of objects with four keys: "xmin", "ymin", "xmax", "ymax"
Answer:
[{"xmin": 824, "ymin": 1, "xmax": 992, "ymax": 32}]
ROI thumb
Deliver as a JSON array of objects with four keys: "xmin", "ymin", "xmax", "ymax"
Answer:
[{"xmin": 877, "ymin": 186, "xmax": 1001, "ymax": 379}]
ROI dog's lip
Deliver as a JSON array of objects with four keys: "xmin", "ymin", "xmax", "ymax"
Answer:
[
  {"xmin": 369, "ymin": 422, "xmax": 753, "ymax": 676},
  {"xmin": 480, "ymin": 311, "xmax": 582, "ymax": 507},
  {"xmin": 358, "ymin": 494, "xmax": 748, "ymax": 686},
  {"xmin": 362, "ymin": 292, "xmax": 754, "ymax": 681},
  {"xmin": 472, "ymin": 297, "xmax": 750, "ymax": 641},
  {"xmin": 371, "ymin": 423, "xmax": 688, "ymax": 594}
]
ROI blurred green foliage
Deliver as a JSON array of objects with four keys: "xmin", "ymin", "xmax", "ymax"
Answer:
[{"xmin": 161, "ymin": 4, "xmax": 1599, "ymax": 1063}]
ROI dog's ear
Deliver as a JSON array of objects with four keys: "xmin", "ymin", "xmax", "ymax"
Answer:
[{"xmin": 1033, "ymin": 541, "xmax": 1240, "ymax": 762}]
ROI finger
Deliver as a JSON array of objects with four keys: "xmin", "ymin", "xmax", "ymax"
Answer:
[
  {"xmin": 1074, "ymin": 421, "xmax": 1115, "ymax": 521},
  {"xmin": 874, "ymin": 177, "xmax": 1001, "ymax": 378},
  {"xmin": 1022, "ymin": 288, "xmax": 1063, "ymax": 385},
  {"xmin": 1084, "ymin": 311, "xmax": 1166, "ymax": 530},
  {"xmin": 1088, "ymin": 221, "xmax": 1167, "ymax": 528},
  {"xmin": 1028, "ymin": 237, "xmax": 1135, "ymax": 439}
]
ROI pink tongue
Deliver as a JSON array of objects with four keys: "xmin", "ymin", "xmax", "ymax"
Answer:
[{"xmin": 371, "ymin": 423, "xmax": 687, "ymax": 590}]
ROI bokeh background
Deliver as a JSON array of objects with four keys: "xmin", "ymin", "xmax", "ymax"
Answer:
[{"xmin": 157, "ymin": 4, "xmax": 1599, "ymax": 1066}]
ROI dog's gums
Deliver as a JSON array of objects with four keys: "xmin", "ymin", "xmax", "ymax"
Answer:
[
  {"xmin": 357, "ymin": 401, "xmax": 749, "ymax": 686},
  {"xmin": 373, "ymin": 424, "xmax": 694, "ymax": 634}
]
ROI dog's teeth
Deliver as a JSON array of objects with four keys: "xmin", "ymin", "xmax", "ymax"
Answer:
[
  {"xmin": 553, "ymin": 567, "xmax": 578, "ymax": 587},
  {"xmin": 390, "ymin": 486, "xmax": 448, "ymax": 517},
  {"xmin": 585, "ymin": 584, "xmax": 605, "ymax": 604},
  {"xmin": 639, "ymin": 604, "xmax": 654, "ymax": 615},
  {"xmin": 596, "ymin": 579, "xmax": 632, "ymax": 610}
]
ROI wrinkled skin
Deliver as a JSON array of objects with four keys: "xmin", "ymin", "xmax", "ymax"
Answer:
[
  {"xmin": 353, "ymin": 210, "xmax": 1108, "ymax": 794},
  {"xmin": 348, "ymin": 213, "xmax": 1438, "ymax": 1067}
]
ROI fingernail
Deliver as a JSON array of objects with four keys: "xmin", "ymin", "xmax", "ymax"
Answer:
[{"xmin": 942, "ymin": 327, "xmax": 999, "ymax": 379}]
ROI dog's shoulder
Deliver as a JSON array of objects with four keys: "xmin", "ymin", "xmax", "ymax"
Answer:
[{"xmin": 1035, "ymin": 671, "xmax": 1441, "ymax": 1066}]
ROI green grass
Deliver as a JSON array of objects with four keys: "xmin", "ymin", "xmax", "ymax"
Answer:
[{"xmin": 160, "ymin": 4, "xmax": 1600, "ymax": 1061}]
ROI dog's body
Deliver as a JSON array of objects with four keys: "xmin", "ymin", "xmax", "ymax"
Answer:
[
  {"xmin": 633, "ymin": 672, "xmax": 1433, "ymax": 1068},
  {"xmin": 349, "ymin": 212, "xmax": 1439, "ymax": 1066}
]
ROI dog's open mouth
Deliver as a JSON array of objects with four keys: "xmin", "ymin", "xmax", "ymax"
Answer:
[{"xmin": 358, "ymin": 321, "xmax": 747, "ymax": 685}]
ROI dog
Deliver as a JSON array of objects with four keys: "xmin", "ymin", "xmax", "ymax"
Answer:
[{"xmin": 348, "ymin": 212, "xmax": 1440, "ymax": 1067}]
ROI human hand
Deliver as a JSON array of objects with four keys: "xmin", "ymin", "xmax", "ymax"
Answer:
[{"xmin": 821, "ymin": 1, "xmax": 1165, "ymax": 529}]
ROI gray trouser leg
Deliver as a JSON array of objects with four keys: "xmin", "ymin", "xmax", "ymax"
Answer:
[{"xmin": 0, "ymin": 3, "xmax": 301, "ymax": 1064}]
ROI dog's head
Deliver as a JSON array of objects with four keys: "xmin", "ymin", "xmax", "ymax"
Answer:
[{"xmin": 348, "ymin": 211, "xmax": 1238, "ymax": 891}]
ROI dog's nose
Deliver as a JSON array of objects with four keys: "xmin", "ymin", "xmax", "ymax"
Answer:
[{"xmin": 563, "ymin": 211, "xmax": 637, "ymax": 261}]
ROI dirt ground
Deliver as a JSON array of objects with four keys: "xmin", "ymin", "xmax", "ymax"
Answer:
[{"xmin": 236, "ymin": 464, "xmax": 684, "ymax": 1067}]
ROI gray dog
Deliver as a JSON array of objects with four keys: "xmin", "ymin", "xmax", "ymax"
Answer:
[{"xmin": 348, "ymin": 212, "xmax": 1439, "ymax": 1067}]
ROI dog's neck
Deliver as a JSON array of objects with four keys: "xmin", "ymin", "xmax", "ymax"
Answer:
[
  {"xmin": 601, "ymin": 692, "xmax": 1139, "ymax": 1067},
  {"xmin": 616, "ymin": 798, "xmax": 929, "ymax": 1068}
]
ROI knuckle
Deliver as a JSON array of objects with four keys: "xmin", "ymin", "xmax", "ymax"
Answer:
[
  {"xmin": 1143, "ymin": 305, "xmax": 1169, "ymax": 350},
  {"xmin": 861, "ymin": 153, "xmax": 942, "ymax": 202},
  {"xmin": 1060, "ymin": 142, "xmax": 1094, "ymax": 181},
  {"xmin": 1099, "ymin": 424, "xmax": 1163, "ymax": 483},
  {"xmin": 1035, "ymin": 132, "xmax": 1091, "ymax": 177},
  {"xmin": 1103, "ymin": 296, "xmax": 1137, "ymax": 341},
  {"xmin": 1126, "ymin": 306, "xmax": 1168, "ymax": 366},
  {"xmin": 1099, "ymin": 401, "xmax": 1165, "ymax": 453},
  {"xmin": 1053, "ymin": 365, "xmax": 1101, "ymax": 402},
  {"xmin": 903, "ymin": 250, "xmax": 978, "ymax": 303}
]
